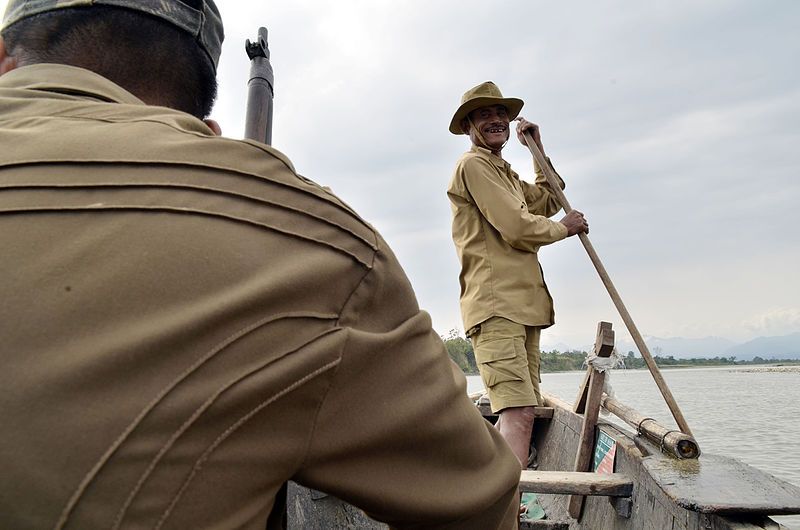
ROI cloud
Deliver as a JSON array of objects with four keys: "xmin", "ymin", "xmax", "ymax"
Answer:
[
  {"xmin": 742, "ymin": 308, "xmax": 800, "ymax": 338},
  {"xmin": 218, "ymin": 1, "xmax": 800, "ymax": 347},
  {"xmin": 3, "ymin": 0, "xmax": 797, "ymax": 347}
]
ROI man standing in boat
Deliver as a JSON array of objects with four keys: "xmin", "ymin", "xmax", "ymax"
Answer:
[
  {"xmin": 0, "ymin": 4, "xmax": 523, "ymax": 528},
  {"xmin": 448, "ymin": 81, "xmax": 589, "ymax": 468}
]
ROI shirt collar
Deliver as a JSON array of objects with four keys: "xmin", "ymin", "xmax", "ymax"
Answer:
[
  {"xmin": 470, "ymin": 144, "xmax": 510, "ymax": 170},
  {"xmin": 0, "ymin": 63, "xmax": 145, "ymax": 105}
]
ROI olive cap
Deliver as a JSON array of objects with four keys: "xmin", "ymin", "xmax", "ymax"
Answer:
[
  {"xmin": 1, "ymin": 0, "xmax": 224, "ymax": 71},
  {"xmin": 449, "ymin": 81, "xmax": 524, "ymax": 135}
]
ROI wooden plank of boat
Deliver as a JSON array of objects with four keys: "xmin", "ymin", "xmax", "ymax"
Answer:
[
  {"xmin": 643, "ymin": 453, "xmax": 800, "ymax": 515},
  {"xmin": 569, "ymin": 322, "xmax": 615, "ymax": 519},
  {"xmin": 520, "ymin": 521, "xmax": 569, "ymax": 530},
  {"xmin": 573, "ymin": 321, "xmax": 614, "ymax": 414},
  {"xmin": 472, "ymin": 391, "xmax": 554, "ymax": 419},
  {"xmin": 520, "ymin": 470, "xmax": 633, "ymax": 497},
  {"xmin": 475, "ymin": 402, "xmax": 554, "ymax": 419},
  {"xmin": 572, "ymin": 369, "xmax": 592, "ymax": 414}
]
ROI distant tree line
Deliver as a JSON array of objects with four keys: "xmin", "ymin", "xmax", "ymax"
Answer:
[
  {"xmin": 619, "ymin": 351, "xmax": 800, "ymax": 368},
  {"xmin": 441, "ymin": 330, "xmax": 799, "ymax": 375}
]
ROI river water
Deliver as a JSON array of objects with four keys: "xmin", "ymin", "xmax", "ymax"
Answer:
[{"xmin": 466, "ymin": 365, "xmax": 800, "ymax": 529}]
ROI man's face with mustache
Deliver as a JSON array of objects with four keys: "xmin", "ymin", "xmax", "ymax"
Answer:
[{"xmin": 467, "ymin": 104, "xmax": 510, "ymax": 152}]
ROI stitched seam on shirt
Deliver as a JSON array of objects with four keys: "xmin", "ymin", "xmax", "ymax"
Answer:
[
  {"xmin": 0, "ymin": 113, "xmax": 294, "ymax": 171},
  {"xmin": 54, "ymin": 310, "xmax": 337, "ymax": 530},
  {"xmin": 112, "ymin": 325, "xmax": 341, "ymax": 529},
  {"xmin": 0, "ymin": 113, "xmax": 367, "ymax": 221},
  {"xmin": 282, "ymin": 233, "xmax": 376, "ymax": 473},
  {"xmin": 0, "ymin": 181, "xmax": 378, "ymax": 251},
  {"xmin": 0, "ymin": 205, "xmax": 372, "ymax": 268},
  {"xmin": 294, "ymin": 331, "xmax": 349, "ymax": 473},
  {"xmin": 154, "ymin": 358, "xmax": 341, "ymax": 530},
  {"xmin": 294, "ymin": 248, "xmax": 376, "ymax": 472},
  {"xmin": 336, "ymin": 239, "xmax": 379, "ymax": 321},
  {"xmin": 292, "ymin": 241, "xmax": 376, "ymax": 469}
]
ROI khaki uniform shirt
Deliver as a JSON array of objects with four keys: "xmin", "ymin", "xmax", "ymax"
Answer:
[
  {"xmin": 0, "ymin": 65, "xmax": 520, "ymax": 530},
  {"xmin": 448, "ymin": 146, "xmax": 568, "ymax": 331}
]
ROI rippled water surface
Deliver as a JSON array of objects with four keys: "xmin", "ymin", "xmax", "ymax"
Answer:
[{"xmin": 467, "ymin": 365, "xmax": 800, "ymax": 529}]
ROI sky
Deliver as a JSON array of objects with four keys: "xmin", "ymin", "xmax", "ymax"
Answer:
[{"xmin": 2, "ymin": 1, "xmax": 798, "ymax": 349}]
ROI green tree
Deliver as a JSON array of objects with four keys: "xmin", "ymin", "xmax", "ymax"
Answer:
[
  {"xmin": 624, "ymin": 350, "xmax": 645, "ymax": 369},
  {"xmin": 442, "ymin": 329, "xmax": 478, "ymax": 374},
  {"xmin": 540, "ymin": 349, "xmax": 586, "ymax": 371}
]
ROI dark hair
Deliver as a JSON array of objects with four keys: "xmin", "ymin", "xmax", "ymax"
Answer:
[{"xmin": 2, "ymin": 5, "xmax": 218, "ymax": 119}]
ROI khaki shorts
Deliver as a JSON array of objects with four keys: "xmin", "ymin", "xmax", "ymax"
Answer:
[{"xmin": 469, "ymin": 316, "xmax": 542, "ymax": 413}]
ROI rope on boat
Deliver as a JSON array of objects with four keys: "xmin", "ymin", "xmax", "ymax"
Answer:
[
  {"xmin": 586, "ymin": 346, "xmax": 624, "ymax": 414},
  {"xmin": 585, "ymin": 346, "xmax": 624, "ymax": 373}
]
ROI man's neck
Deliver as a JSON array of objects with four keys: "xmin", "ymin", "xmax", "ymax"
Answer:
[{"xmin": 473, "ymin": 143, "xmax": 503, "ymax": 159}]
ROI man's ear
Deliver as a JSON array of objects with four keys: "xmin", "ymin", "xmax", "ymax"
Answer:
[
  {"xmin": 203, "ymin": 119, "xmax": 222, "ymax": 136},
  {"xmin": 0, "ymin": 37, "xmax": 19, "ymax": 76},
  {"xmin": 460, "ymin": 118, "xmax": 470, "ymax": 135}
]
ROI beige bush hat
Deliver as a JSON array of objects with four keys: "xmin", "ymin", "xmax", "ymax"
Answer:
[
  {"xmin": 449, "ymin": 81, "xmax": 524, "ymax": 135},
  {"xmin": 1, "ymin": 0, "xmax": 224, "ymax": 71}
]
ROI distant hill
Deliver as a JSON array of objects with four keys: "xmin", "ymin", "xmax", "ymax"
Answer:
[
  {"xmin": 542, "ymin": 341, "xmax": 575, "ymax": 353},
  {"xmin": 583, "ymin": 335, "xmax": 735, "ymax": 358},
  {"xmin": 723, "ymin": 332, "xmax": 800, "ymax": 360},
  {"xmin": 560, "ymin": 332, "xmax": 800, "ymax": 360}
]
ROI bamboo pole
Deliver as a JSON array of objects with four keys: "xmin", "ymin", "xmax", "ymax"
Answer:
[
  {"xmin": 601, "ymin": 394, "xmax": 700, "ymax": 459},
  {"xmin": 521, "ymin": 130, "xmax": 695, "ymax": 438}
]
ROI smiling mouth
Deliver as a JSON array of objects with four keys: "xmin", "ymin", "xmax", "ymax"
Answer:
[{"xmin": 485, "ymin": 125, "xmax": 507, "ymax": 134}]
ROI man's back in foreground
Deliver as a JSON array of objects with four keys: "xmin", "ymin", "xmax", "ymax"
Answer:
[{"xmin": 0, "ymin": 3, "xmax": 520, "ymax": 528}]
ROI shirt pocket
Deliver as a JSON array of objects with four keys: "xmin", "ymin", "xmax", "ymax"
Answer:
[{"xmin": 475, "ymin": 337, "xmax": 524, "ymax": 388}]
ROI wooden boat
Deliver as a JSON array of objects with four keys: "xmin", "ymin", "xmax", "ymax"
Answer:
[
  {"xmin": 284, "ymin": 387, "xmax": 800, "ymax": 529},
  {"xmin": 512, "ymin": 392, "xmax": 800, "ymax": 529},
  {"xmin": 283, "ymin": 324, "xmax": 800, "ymax": 529}
]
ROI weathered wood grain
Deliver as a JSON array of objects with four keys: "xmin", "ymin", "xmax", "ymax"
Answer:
[
  {"xmin": 573, "ymin": 322, "xmax": 614, "ymax": 414},
  {"xmin": 520, "ymin": 470, "xmax": 633, "ymax": 497},
  {"xmin": 644, "ymin": 455, "xmax": 800, "ymax": 515},
  {"xmin": 568, "ymin": 322, "xmax": 616, "ymax": 519}
]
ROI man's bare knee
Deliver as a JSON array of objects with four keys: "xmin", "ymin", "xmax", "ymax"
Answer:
[
  {"xmin": 502, "ymin": 405, "xmax": 536, "ymax": 420},
  {"xmin": 519, "ymin": 406, "xmax": 537, "ymax": 423}
]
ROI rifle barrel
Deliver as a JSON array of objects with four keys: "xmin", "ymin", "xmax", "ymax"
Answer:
[{"xmin": 244, "ymin": 27, "xmax": 274, "ymax": 145}]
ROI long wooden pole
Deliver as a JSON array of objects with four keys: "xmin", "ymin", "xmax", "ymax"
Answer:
[{"xmin": 522, "ymin": 130, "xmax": 695, "ymax": 438}]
